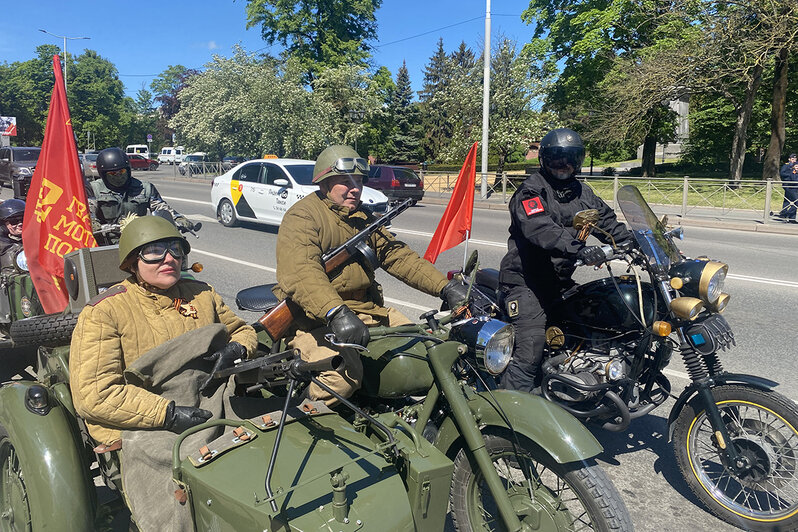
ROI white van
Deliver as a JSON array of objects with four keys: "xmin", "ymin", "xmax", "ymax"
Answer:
[
  {"xmin": 126, "ymin": 144, "xmax": 150, "ymax": 160},
  {"xmin": 157, "ymin": 146, "xmax": 185, "ymax": 165}
]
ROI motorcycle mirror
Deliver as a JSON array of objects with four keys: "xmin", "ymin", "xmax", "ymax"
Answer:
[
  {"xmin": 464, "ymin": 250, "xmax": 479, "ymax": 276},
  {"xmin": 573, "ymin": 209, "xmax": 600, "ymax": 231}
]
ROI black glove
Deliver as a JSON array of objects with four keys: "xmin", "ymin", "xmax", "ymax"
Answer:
[
  {"xmin": 163, "ymin": 401, "xmax": 213, "ymax": 434},
  {"xmin": 199, "ymin": 341, "xmax": 246, "ymax": 393},
  {"xmin": 175, "ymin": 217, "xmax": 195, "ymax": 231},
  {"xmin": 441, "ymin": 279, "xmax": 469, "ymax": 310},
  {"xmin": 327, "ymin": 305, "xmax": 370, "ymax": 346},
  {"xmin": 576, "ymin": 245, "xmax": 608, "ymax": 266}
]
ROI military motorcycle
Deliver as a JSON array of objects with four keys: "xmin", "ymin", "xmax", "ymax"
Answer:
[
  {"xmin": 466, "ymin": 184, "xmax": 798, "ymax": 531},
  {"xmin": 236, "ymin": 289, "xmax": 633, "ymax": 530}
]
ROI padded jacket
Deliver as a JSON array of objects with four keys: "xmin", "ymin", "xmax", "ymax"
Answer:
[
  {"xmin": 69, "ymin": 277, "xmax": 257, "ymax": 445},
  {"xmin": 274, "ymin": 191, "xmax": 448, "ymax": 323}
]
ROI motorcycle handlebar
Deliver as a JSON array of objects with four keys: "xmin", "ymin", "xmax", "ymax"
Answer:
[{"xmin": 289, "ymin": 355, "xmax": 344, "ymax": 381}]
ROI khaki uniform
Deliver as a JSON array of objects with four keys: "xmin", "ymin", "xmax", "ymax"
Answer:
[
  {"xmin": 70, "ymin": 277, "xmax": 257, "ymax": 445},
  {"xmin": 275, "ymin": 192, "xmax": 448, "ymax": 403}
]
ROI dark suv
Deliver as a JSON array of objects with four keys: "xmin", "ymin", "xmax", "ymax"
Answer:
[
  {"xmin": 0, "ymin": 146, "xmax": 41, "ymax": 198},
  {"xmin": 366, "ymin": 165, "xmax": 424, "ymax": 204}
]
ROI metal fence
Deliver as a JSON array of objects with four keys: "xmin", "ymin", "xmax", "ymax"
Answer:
[{"xmin": 418, "ymin": 171, "xmax": 797, "ymax": 225}]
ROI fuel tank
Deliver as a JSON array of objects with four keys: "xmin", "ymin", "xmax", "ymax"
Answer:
[
  {"xmin": 358, "ymin": 335, "xmax": 434, "ymax": 398},
  {"xmin": 554, "ymin": 277, "xmax": 661, "ymax": 339}
]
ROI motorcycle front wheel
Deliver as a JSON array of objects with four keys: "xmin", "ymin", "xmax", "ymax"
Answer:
[
  {"xmin": 673, "ymin": 384, "xmax": 798, "ymax": 531},
  {"xmin": 450, "ymin": 432, "xmax": 632, "ymax": 531}
]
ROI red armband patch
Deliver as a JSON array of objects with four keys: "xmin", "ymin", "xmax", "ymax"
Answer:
[{"xmin": 522, "ymin": 197, "xmax": 544, "ymax": 216}]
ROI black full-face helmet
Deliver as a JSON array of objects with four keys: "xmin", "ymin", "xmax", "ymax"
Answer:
[
  {"xmin": 96, "ymin": 147, "xmax": 132, "ymax": 190},
  {"xmin": 538, "ymin": 128, "xmax": 586, "ymax": 181},
  {"xmin": 0, "ymin": 199, "xmax": 25, "ymax": 223}
]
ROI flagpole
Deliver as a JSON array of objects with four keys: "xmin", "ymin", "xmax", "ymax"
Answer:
[
  {"xmin": 480, "ymin": 0, "xmax": 491, "ymax": 199},
  {"xmin": 462, "ymin": 230, "xmax": 470, "ymax": 271}
]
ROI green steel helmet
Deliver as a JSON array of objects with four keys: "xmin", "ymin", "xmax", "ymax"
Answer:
[
  {"xmin": 118, "ymin": 215, "xmax": 190, "ymax": 271},
  {"xmin": 312, "ymin": 145, "xmax": 369, "ymax": 184}
]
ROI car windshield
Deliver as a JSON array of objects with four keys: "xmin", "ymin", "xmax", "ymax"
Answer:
[
  {"xmin": 185, "ymin": 155, "xmax": 201, "ymax": 162},
  {"xmin": 284, "ymin": 164, "xmax": 315, "ymax": 185},
  {"xmin": 13, "ymin": 148, "xmax": 40, "ymax": 162},
  {"xmin": 86, "ymin": 154, "xmax": 98, "ymax": 162}
]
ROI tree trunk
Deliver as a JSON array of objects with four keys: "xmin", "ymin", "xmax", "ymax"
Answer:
[
  {"xmin": 641, "ymin": 134, "xmax": 657, "ymax": 177},
  {"xmin": 762, "ymin": 48, "xmax": 789, "ymax": 181},
  {"xmin": 728, "ymin": 64, "xmax": 764, "ymax": 186}
]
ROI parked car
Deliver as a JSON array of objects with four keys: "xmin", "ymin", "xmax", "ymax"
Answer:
[
  {"xmin": 211, "ymin": 158, "xmax": 388, "ymax": 227},
  {"xmin": 127, "ymin": 154, "xmax": 159, "ymax": 171},
  {"xmin": 157, "ymin": 146, "xmax": 185, "ymax": 165},
  {"xmin": 0, "ymin": 146, "xmax": 41, "ymax": 198},
  {"xmin": 222, "ymin": 155, "xmax": 246, "ymax": 171},
  {"xmin": 83, "ymin": 153, "xmax": 99, "ymax": 179},
  {"xmin": 367, "ymin": 165, "xmax": 424, "ymax": 204},
  {"xmin": 179, "ymin": 152, "xmax": 210, "ymax": 175}
]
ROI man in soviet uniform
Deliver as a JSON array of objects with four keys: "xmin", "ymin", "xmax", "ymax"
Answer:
[
  {"xmin": 274, "ymin": 145, "xmax": 467, "ymax": 405},
  {"xmin": 88, "ymin": 147, "xmax": 195, "ymax": 239},
  {"xmin": 498, "ymin": 128, "xmax": 631, "ymax": 392}
]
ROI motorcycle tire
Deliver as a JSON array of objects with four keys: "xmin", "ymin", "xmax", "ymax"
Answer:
[
  {"xmin": 450, "ymin": 432, "xmax": 633, "ymax": 532},
  {"xmin": 10, "ymin": 313, "xmax": 79, "ymax": 347},
  {"xmin": 673, "ymin": 384, "xmax": 798, "ymax": 531},
  {"xmin": 0, "ymin": 424, "xmax": 33, "ymax": 530}
]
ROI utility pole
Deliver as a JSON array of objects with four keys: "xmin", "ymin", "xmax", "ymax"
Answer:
[
  {"xmin": 38, "ymin": 29, "xmax": 90, "ymax": 92},
  {"xmin": 480, "ymin": 0, "xmax": 491, "ymax": 199}
]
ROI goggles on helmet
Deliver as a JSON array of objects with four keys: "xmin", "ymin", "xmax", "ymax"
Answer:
[
  {"xmin": 138, "ymin": 239, "xmax": 185, "ymax": 264},
  {"xmin": 314, "ymin": 157, "xmax": 369, "ymax": 181}
]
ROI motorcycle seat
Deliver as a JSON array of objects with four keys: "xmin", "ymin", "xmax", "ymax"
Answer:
[
  {"xmin": 235, "ymin": 284, "xmax": 281, "ymax": 312},
  {"xmin": 475, "ymin": 268, "xmax": 500, "ymax": 292}
]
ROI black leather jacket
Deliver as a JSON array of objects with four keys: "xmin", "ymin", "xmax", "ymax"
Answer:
[{"xmin": 499, "ymin": 172, "xmax": 631, "ymax": 288}]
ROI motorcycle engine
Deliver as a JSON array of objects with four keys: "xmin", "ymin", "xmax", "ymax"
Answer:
[{"xmin": 547, "ymin": 349, "xmax": 630, "ymax": 402}]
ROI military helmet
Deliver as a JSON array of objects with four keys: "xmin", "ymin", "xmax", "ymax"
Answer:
[
  {"xmin": 538, "ymin": 128, "xmax": 586, "ymax": 181},
  {"xmin": 312, "ymin": 145, "xmax": 369, "ymax": 184},
  {"xmin": 118, "ymin": 215, "xmax": 190, "ymax": 271},
  {"xmin": 0, "ymin": 199, "xmax": 25, "ymax": 222},
  {"xmin": 96, "ymin": 147, "xmax": 132, "ymax": 189}
]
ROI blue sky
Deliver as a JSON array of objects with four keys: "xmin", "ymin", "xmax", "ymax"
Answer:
[{"xmin": 2, "ymin": 0, "xmax": 534, "ymax": 99}]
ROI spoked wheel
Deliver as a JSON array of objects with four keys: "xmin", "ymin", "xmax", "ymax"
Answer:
[
  {"xmin": 674, "ymin": 385, "xmax": 798, "ymax": 531},
  {"xmin": 0, "ymin": 427, "xmax": 32, "ymax": 531},
  {"xmin": 450, "ymin": 433, "xmax": 632, "ymax": 531}
]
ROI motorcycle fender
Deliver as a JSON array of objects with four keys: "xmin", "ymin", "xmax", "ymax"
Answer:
[
  {"xmin": 434, "ymin": 389, "xmax": 603, "ymax": 464},
  {"xmin": 666, "ymin": 373, "xmax": 778, "ymax": 441},
  {"xmin": 0, "ymin": 382, "xmax": 95, "ymax": 530}
]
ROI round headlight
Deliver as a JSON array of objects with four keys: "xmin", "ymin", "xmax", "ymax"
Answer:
[
  {"xmin": 704, "ymin": 267, "xmax": 726, "ymax": 304},
  {"xmin": 15, "ymin": 250, "xmax": 28, "ymax": 271},
  {"xmin": 482, "ymin": 323, "xmax": 514, "ymax": 375},
  {"xmin": 452, "ymin": 318, "xmax": 514, "ymax": 375}
]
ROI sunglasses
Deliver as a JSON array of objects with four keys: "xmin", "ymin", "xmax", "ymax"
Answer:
[
  {"xmin": 314, "ymin": 157, "xmax": 369, "ymax": 181},
  {"xmin": 106, "ymin": 169, "xmax": 128, "ymax": 177},
  {"xmin": 138, "ymin": 240, "xmax": 185, "ymax": 264}
]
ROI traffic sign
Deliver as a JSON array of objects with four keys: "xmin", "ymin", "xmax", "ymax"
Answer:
[{"xmin": 147, "ymin": 134, "xmax": 153, "ymax": 142}]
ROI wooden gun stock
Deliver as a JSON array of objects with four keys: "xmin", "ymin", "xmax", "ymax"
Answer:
[
  {"xmin": 258, "ymin": 299, "xmax": 299, "ymax": 341},
  {"xmin": 323, "ymin": 248, "xmax": 352, "ymax": 274}
]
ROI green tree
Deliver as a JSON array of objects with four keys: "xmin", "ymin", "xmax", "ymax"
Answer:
[
  {"xmin": 357, "ymin": 65, "xmax": 395, "ymax": 160},
  {"xmin": 385, "ymin": 62, "xmax": 421, "ymax": 162},
  {"xmin": 418, "ymin": 38, "xmax": 452, "ymax": 161},
  {"xmin": 245, "ymin": 0, "xmax": 381, "ymax": 81}
]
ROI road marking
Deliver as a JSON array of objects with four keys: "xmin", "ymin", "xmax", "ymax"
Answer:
[
  {"xmin": 163, "ymin": 195, "xmax": 213, "ymax": 206},
  {"xmin": 393, "ymin": 228, "xmax": 506, "ymax": 248},
  {"xmin": 727, "ymin": 273, "xmax": 798, "ymax": 289},
  {"xmin": 191, "ymin": 249, "xmax": 276, "ymax": 273}
]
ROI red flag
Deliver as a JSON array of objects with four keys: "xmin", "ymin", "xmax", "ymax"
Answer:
[
  {"xmin": 424, "ymin": 142, "xmax": 478, "ymax": 264},
  {"xmin": 21, "ymin": 55, "xmax": 97, "ymax": 314}
]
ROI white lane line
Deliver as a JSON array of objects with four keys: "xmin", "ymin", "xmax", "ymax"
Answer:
[
  {"xmin": 392, "ymin": 228, "xmax": 506, "ymax": 248},
  {"xmin": 727, "ymin": 273, "xmax": 798, "ymax": 289},
  {"xmin": 191, "ymin": 249, "xmax": 275, "ymax": 273},
  {"xmin": 162, "ymin": 195, "xmax": 213, "ymax": 206}
]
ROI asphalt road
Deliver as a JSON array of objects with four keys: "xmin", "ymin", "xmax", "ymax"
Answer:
[{"xmin": 10, "ymin": 169, "xmax": 798, "ymax": 530}]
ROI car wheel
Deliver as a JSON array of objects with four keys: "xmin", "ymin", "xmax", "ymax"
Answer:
[
  {"xmin": 148, "ymin": 163, "xmax": 157, "ymax": 171},
  {"xmin": 179, "ymin": 166, "xmax": 186, "ymax": 176},
  {"xmin": 217, "ymin": 199, "xmax": 238, "ymax": 227}
]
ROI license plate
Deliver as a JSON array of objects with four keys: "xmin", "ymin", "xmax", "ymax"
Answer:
[{"xmin": 403, "ymin": 183, "xmax": 416, "ymax": 187}]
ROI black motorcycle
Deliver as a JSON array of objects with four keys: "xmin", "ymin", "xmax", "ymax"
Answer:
[{"xmin": 465, "ymin": 184, "xmax": 798, "ymax": 531}]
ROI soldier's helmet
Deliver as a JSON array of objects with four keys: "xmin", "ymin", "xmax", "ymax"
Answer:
[
  {"xmin": 538, "ymin": 128, "xmax": 586, "ymax": 181},
  {"xmin": 118, "ymin": 215, "xmax": 190, "ymax": 272},
  {"xmin": 96, "ymin": 147, "xmax": 132, "ymax": 190},
  {"xmin": 312, "ymin": 145, "xmax": 369, "ymax": 184},
  {"xmin": 0, "ymin": 199, "xmax": 25, "ymax": 222}
]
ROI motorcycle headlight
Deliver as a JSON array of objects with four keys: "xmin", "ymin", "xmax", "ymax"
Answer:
[
  {"xmin": 452, "ymin": 318, "xmax": 514, "ymax": 375},
  {"xmin": 669, "ymin": 259, "xmax": 728, "ymax": 305},
  {"xmin": 15, "ymin": 250, "xmax": 28, "ymax": 272}
]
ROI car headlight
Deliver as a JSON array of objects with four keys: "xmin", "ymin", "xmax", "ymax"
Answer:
[
  {"xmin": 452, "ymin": 317, "xmax": 514, "ymax": 375},
  {"xmin": 16, "ymin": 167, "xmax": 33, "ymax": 177},
  {"xmin": 669, "ymin": 259, "xmax": 728, "ymax": 305}
]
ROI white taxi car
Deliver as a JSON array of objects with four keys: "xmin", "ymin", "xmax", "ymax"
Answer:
[{"xmin": 211, "ymin": 158, "xmax": 389, "ymax": 227}]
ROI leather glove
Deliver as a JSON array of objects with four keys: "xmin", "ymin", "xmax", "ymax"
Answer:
[
  {"xmin": 175, "ymin": 217, "xmax": 195, "ymax": 231},
  {"xmin": 163, "ymin": 401, "xmax": 212, "ymax": 434},
  {"xmin": 327, "ymin": 305, "xmax": 370, "ymax": 347},
  {"xmin": 441, "ymin": 279, "xmax": 469, "ymax": 310},
  {"xmin": 199, "ymin": 341, "xmax": 246, "ymax": 393},
  {"xmin": 576, "ymin": 245, "xmax": 608, "ymax": 266}
]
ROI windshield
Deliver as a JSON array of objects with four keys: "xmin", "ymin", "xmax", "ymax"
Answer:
[
  {"xmin": 616, "ymin": 185, "xmax": 681, "ymax": 272},
  {"xmin": 185, "ymin": 155, "xmax": 201, "ymax": 162},
  {"xmin": 13, "ymin": 148, "xmax": 40, "ymax": 162},
  {"xmin": 284, "ymin": 164, "xmax": 315, "ymax": 185}
]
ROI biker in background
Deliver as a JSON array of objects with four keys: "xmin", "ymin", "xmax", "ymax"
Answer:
[
  {"xmin": 498, "ymin": 128, "xmax": 632, "ymax": 393},
  {"xmin": 0, "ymin": 199, "xmax": 26, "ymax": 273},
  {"xmin": 273, "ymin": 145, "xmax": 467, "ymax": 406},
  {"xmin": 773, "ymin": 153, "xmax": 798, "ymax": 223},
  {"xmin": 88, "ymin": 147, "xmax": 195, "ymax": 240},
  {"xmin": 69, "ymin": 215, "xmax": 257, "ymax": 447}
]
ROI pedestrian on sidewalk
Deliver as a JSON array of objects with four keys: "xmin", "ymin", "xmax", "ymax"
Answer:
[{"xmin": 773, "ymin": 153, "xmax": 798, "ymax": 223}]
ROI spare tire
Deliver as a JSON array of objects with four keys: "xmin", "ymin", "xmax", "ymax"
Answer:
[{"xmin": 10, "ymin": 313, "xmax": 79, "ymax": 347}]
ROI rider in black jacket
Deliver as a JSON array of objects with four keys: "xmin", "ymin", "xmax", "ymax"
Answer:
[
  {"xmin": 0, "ymin": 199, "xmax": 26, "ymax": 273},
  {"xmin": 498, "ymin": 128, "xmax": 631, "ymax": 392}
]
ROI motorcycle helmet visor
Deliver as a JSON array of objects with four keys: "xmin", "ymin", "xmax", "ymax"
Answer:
[
  {"xmin": 105, "ymin": 168, "xmax": 130, "ymax": 188},
  {"xmin": 5, "ymin": 216, "xmax": 23, "ymax": 227},
  {"xmin": 313, "ymin": 157, "xmax": 369, "ymax": 182},
  {"xmin": 138, "ymin": 239, "xmax": 185, "ymax": 264},
  {"xmin": 544, "ymin": 146, "xmax": 585, "ymax": 173}
]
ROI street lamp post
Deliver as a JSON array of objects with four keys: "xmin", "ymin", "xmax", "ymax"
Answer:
[{"xmin": 38, "ymin": 29, "xmax": 90, "ymax": 92}]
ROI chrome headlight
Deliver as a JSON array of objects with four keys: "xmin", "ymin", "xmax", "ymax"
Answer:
[
  {"xmin": 15, "ymin": 250, "xmax": 28, "ymax": 271},
  {"xmin": 16, "ymin": 167, "xmax": 33, "ymax": 177},
  {"xmin": 452, "ymin": 317, "xmax": 514, "ymax": 375},
  {"xmin": 669, "ymin": 259, "xmax": 728, "ymax": 305}
]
